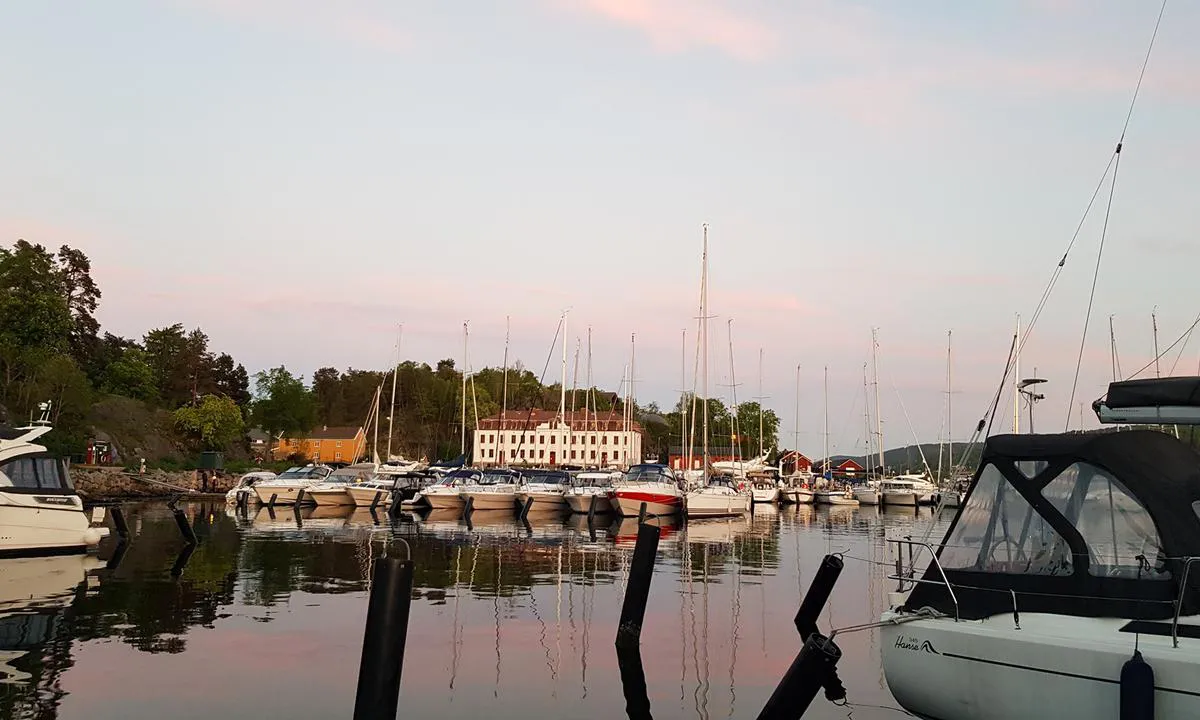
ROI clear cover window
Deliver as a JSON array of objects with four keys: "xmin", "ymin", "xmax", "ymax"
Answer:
[
  {"xmin": 0, "ymin": 457, "xmax": 72, "ymax": 491},
  {"xmin": 1043, "ymin": 463, "xmax": 1168, "ymax": 579},
  {"xmin": 939, "ymin": 464, "xmax": 1072, "ymax": 575}
]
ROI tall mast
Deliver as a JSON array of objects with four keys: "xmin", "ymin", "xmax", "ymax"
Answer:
[
  {"xmin": 1013, "ymin": 314, "xmax": 1021, "ymax": 434},
  {"xmin": 587, "ymin": 326, "xmax": 595, "ymax": 467},
  {"xmin": 823, "ymin": 365, "xmax": 829, "ymax": 481},
  {"xmin": 501, "ymin": 316, "xmax": 510, "ymax": 466},
  {"xmin": 372, "ymin": 380, "xmax": 381, "ymax": 465},
  {"xmin": 1153, "ymin": 307, "xmax": 1161, "ymax": 378},
  {"xmin": 863, "ymin": 363, "xmax": 872, "ymax": 481},
  {"xmin": 461, "ymin": 321, "xmax": 468, "ymax": 456},
  {"xmin": 629, "ymin": 332, "xmax": 636, "ymax": 467},
  {"xmin": 793, "ymin": 364, "xmax": 800, "ymax": 463},
  {"xmin": 701, "ymin": 224, "xmax": 710, "ymax": 481},
  {"xmin": 727, "ymin": 318, "xmax": 740, "ymax": 466},
  {"xmin": 560, "ymin": 312, "xmax": 568, "ymax": 421},
  {"xmin": 1109, "ymin": 314, "xmax": 1119, "ymax": 382},
  {"xmin": 757, "ymin": 347, "xmax": 764, "ymax": 459},
  {"xmin": 947, "ymin": 330, "xmax": 954, "ymax": 478},
  {"xmin": 872, "ymin": 328, "xmax": 884, "ymax": 475},
  {"xmin": 680, "ymin": 328, "xmax": 688, "ymax": 472},
  {"xmin": 386, "ymin": 324, "xmax": 402, "ymax": 462}
]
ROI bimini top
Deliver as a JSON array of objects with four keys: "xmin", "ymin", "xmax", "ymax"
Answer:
[
  {"xmin": 906, "ymin": 429, "xmax": 1200, "ymax": 621},
  {"xmin": 1094, "ymin": 376, "xmax": 1200, "ymax": 425}
]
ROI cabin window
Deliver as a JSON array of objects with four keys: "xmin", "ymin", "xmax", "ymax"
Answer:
[
  {"xmin": 1043, "ymin": 463, "xmax": 1168, "ymax": 579},
  {"xmin": 0, "ymin": 457, "xmax": 73, "ymax": 491},
  {"xmin": 939, "ymin": 464, "xmax": 1072, "ymax": 576}
]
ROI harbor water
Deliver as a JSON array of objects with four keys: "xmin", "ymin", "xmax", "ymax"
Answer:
[{"xmin": 1, "ymin": 502, "xmax": 952, "ymax": 719}]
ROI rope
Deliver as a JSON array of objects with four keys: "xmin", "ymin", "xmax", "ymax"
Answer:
[{"xmin": 1124, "ymin": 312, "xmax": 1200, "ymax": 381}]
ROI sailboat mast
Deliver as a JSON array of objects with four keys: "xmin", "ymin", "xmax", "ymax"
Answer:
[
  {"xmin": 630, "ymin": 332, "xmax": 636, "ymax": 467},
  {"xmin": 863, "ymin": 363, "xmax": 872, "ymax": 482},
  {"xmin": 701, "ymin": 224, "xmax": 710, "ymax": 479},
  {"xmin": 587, "ymin": 326, "xmax": 594, "ymax": 467},
  {"xmin": 727, "ymin": 319, "xmax": 740, "ymax": 466},
  {"xmin": 501, "ymin": 316, "xmax": 510, "ymax": 466},
  {"xmin": 560, "ymin": 311, "xmax": 568, "ymax": 458},
  {"xmin": 461, "ymin": 321, "xmax": 468, "ymax": 456},
  {"xmin": 947, "ymin": 330, "xmax": 954, "ymax": 477},
  {"xmin": 1013, "ymin": 314, "xmax": 1021, "ymax": 434},
  {"xmin": 386, "ymin": 324, "xmax": 402, "ymax": 462},
  {"xmin": 872, "ymin": 328, "xmax": 884, "ymax": 474},
  {"xmin": 793, "ymin": 364, "xmax": 800, "ymax": 463},
  {"xmin": 757, "ymin": 348, "xmax": 764, "ymax": 459},
  {"xmin": 823, "ymin": 365, "xmax": 829, "ymax": 481},
  {"xmin": 1109, "ymin": 315, "xmax": 1119, "ymax": 382},
  {"xmin": 1153, "ymin": 307, "xmax": 1161, "ymax": 378},
  {"xmin": 681, "ymin": 328, "xmax": 687, "ymax": 472}
]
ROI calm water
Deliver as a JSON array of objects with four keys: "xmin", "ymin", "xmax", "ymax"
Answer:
[{"xmin": 1, "ymin": 501, "xmax": 951, "ymax": 719}]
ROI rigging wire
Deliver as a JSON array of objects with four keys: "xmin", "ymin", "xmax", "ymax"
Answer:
[
  {"xmin": 1167, "ymin": 311, "xmax": 1200, "ymax": 375},
  {"xmin": 968, "ymin": 0, "xmax": 1168, "ymax": 436},
  {"xmin": 1123, "ymin": 312, "xmax": 1200, "ymax": 381}
]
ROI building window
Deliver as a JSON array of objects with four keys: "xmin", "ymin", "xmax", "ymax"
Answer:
[
  {"xmin": 336, "ymin": 441, "xmax": 343, "ymax": 448},
  {"xmin": 520, "ymin": 450, "xmax": 526, "ymax": 459},
  {"xmin": 590, "ymin": 450, "xmax": 596, "ymax": 460},
  {"xmin": 550, "ymin": 436, "xmax": 555, "ymax": 445},
  {"xmin": 539, "ymin": 450, "xmax": 545, "ymax": 459},
  {"xmin": 571, "ymin": 451, "xmax": 576, "ymax": 459},
  {"xmin": 489, "ymin": 449, "xmax": 495, "ymax": 458},
  {"xmin": 510, "ymin": 449, "xmax": 516, "ymax": 458},
  {"xmin": 539, "ymin": 435, "xmax": 545, "ymax": 444},
  {"xmin": 591, "ymin": 435, "xmax": 596, "ymax": 445},
  {"xmin": 335, "ymin": 452, "xmax": 342, "ymax": 460},
  {"xmin": 623, "ymin": 436, "xmax": 628, "ymax": 445},
  {"xmin": 511, "ymin": 434, "xmax": 516, "ymax": 444}
]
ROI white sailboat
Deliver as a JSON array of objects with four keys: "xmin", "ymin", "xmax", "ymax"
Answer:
[
  {"xmin": 685, "ymin": 225, "xmax": 749, "ymax": 519},
  {"xmin": 853, "ymin": 364, "xmax": 880, "ymax": 505},
  {"xmin": 814, "ymin": 367, "xmax": 857, "ymax": 506}
]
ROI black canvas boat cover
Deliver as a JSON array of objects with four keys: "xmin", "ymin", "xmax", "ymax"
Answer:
[
  {"xmin": 1104, "ymin": 376, "xmax": 1200, "ymax": 408},
  {"xmin": 905, "ymin": 429, "xmax": 1200, "ymax": 620}
]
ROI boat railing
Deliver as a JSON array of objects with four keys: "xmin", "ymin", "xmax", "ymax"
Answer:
[
  {"xmin": 886, "ymin": 537, "xmax": 959, "ymax": 622},
  {"xmin": 1172, "ymin": 556, "xmax": 1200, "ymax": 648}
]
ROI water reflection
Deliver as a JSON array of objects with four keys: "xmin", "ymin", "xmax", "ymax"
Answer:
[{"xmin": 0, "ymin": 501, "xmax": 950, "ymax": 719}]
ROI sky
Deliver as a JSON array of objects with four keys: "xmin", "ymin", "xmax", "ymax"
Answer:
[{"xmin": 1, "ymin": 1, "xmax": 1198, "ymax": 460}]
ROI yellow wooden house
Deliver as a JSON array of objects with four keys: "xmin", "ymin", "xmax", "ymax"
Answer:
[{"xmin": 273, "ymin": 425, "xmax": 366, "ymax": 465}]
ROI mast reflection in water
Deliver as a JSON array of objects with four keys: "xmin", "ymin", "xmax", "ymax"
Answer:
[{"xmin": 1, "ymin": 501, "xmax": 947, "ymax": 719}]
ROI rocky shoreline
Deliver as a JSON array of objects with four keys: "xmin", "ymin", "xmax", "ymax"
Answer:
[{"xmin": 72, "ymin": 466, "xmax": 239, "ymax": 501}]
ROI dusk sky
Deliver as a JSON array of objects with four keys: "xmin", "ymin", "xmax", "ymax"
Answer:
[{"xmin": 2, "ymin": 1, "xmax": 1197, "ymax": 459}]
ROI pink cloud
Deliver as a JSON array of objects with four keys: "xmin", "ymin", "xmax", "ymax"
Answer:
[
  {"xmin": 556, "ymin": 0, "xmax": 779, "ymax": 61},
  {"xmin": 177, "ymin": 0, "xmax": 410, "ymax": 54}
]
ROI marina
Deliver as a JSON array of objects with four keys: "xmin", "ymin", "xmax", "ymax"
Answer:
[{"xmin": 1, "ymin": 499, "xmax": 947, "ymax": 719}]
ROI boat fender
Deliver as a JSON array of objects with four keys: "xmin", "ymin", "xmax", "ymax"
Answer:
[
  {"xmin": 1119, "ymin": 649, "xmax": 1154, "ymax": 720},
  {"xmin": 82, "ymin": 527, "xmax": 104, "ymax": 546}
]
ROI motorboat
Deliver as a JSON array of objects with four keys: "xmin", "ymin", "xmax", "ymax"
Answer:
[
  {"xmin": 514, "ymin": 469, "xmax": 570, "ymax": 511},
  {"xmin": 881, "ymin": 474, "xmax": 937, "ymax": 505},
  {"xmin": 345, "ymin": 471, "xmax": 427, "ymax": 507},
  {"xmin": 748, "ymin": 478, "xmax": 780, "ymax": 504},
  {"xmin": 564, "ymin": 471, "xmax": 617, "ymax": 514},
  {"xmin": 822, "ymin": 491, "xmax": 860, "ymax": 506},
  {"xmin": 252, "ymin": 464, "xmax": 333, "ymax": 505},
  {"xmin": 711, "ymin": 452, "xmax": 771, "ymax": 477},
  {"xmin": 853, "ymin": 482, "xmax": 880, "ymax": 505},
  {"xmin": 879, "ymin": 476, "xmax": 936, "ymax": 507},
  {"xmin": 306, "ymin": 466, "xmax": 371, "ymax": 506},
  {"xmin": 881, "ymin": 378, "xmax": 1200, "ymax": 719},
  {"xmin": 460, "ymin": 468, "xmax": 521, "ymax": 511},
  {"xmin": 0, "ymin": 406, "xmax": 108, "ymax": 557},
  {"xmin": 421, "ymin": 468, "xmax": 481, "ymax": 510},
  {"xmin": 225, "ymin": 471, "xmax": 277, "ymax": 505},
  {"xmin": 685, "ymin": 476, "xmax": 751, "ymax": 518},
  {"xmin": 611, "ymin": 463, "xmax": 683, "ymax": 517},
  {"xmin": 793, "ymin": 487, "xmax": 815, "ymax": 504}
]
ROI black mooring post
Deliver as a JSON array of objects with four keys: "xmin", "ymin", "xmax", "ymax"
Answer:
[
  {"xmin": 756, "ymin": 632, "xmax": 843, "ymax": 720},
  {"xmin": 106, "ymin": 538, "xmax": 129, "ymax": 571},
  {"xmin": 110, "ymin": 506, "xmax": 130, "ymax": 539},
  {"xmin": 236, "ymin": 489, "xmax": 248, "ymax": 509},
  {"xmin": 295, "ymin": 489, "xmax": 306, "ymax": 506},
  {"xmin": 172, "ymin": 507, "xmax": 197, "ymax": 545},
  {"xmin": 637, "ymin": 501, "xmax": 648, "ymax": 524},
  {"xmin": 464, "ymin": 496, "xmax": 475, "ymax": 516},
  {"xmin": 519, "ymin": 496, "xmax": 535, "ymax": 521},
  {"xmin": 171, "ymin": 542, "xmax": 197, "ymax": 578},
  {"xmin": 388, "ymin": 491, "xmax": 404, "ymax": 518},
  {"xmin": 793, "ymin": 554, "xmax": 844, "ymax": 639},
  {"xmin": 616, "ymin": 522, "xmax": 661, "ymax": 647},
  {"xmin": 353, "ymin": 556, "xmax": 415, "ymax": 720},
  {"xmin": 269, "ymin": 492, "xmax": 278, "ymax": 508},
  {"xmin": 587, "ymin": 494, "xmax": 598, "ymax": 522},
  {"xmin": 266, "ymin": 504, "xmax": 277, "ymax": 520},
  {"xmin": 615, "ymin": 640, "xmax": 653, "ymax": 720},
  {"xmin": 370, "ymin": 491, "xmax": 383, "ymax": 511}
]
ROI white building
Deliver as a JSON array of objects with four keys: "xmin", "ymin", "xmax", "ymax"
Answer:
[{"xmin": 472, "ymin": 409, "xmax": 643, "ymax": 468}]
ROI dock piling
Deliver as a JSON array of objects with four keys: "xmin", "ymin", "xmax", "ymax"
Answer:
[
  {"xmin": 464, "ymin": 496, "xmax": 475, "ymax": 516},
  {"xmin": 519, "ymin": 496, "xmax": 535, "ymax": 521},
  {"xmin": 637, "ymin": 501, "xmax": 647, "ymax": 525},
  {"xmin": 587, "ymin": 494, "xmax": 597, "ymax": 523},
  {"xmin": 615, "ymin": 641, "xmax": 653, "ymax": 719},
  {"xmin": 353, "ymin": 555, "xmax": 415, "ymax": 720},
  {"xmin": 793, "ymin": 554, "xmax": 844, "ymax": 639},
  {"xmin": 615, "ymin": 521, "xmax": 660, "ymax": 647},
  {"xmin": 370, "ymin": 491, "xmax": 383, "ymax": 512},
  {"xmin": 171, "ymin": 506, "xmax": 197, "ymax": 546},
  {"xmin": 110, "ymin": 506, "xmax": 130, "ymax": 540},
  {"xmin": 268, "ymin": 493, "xmax": 278, "ymax": 508},
  {"xmin": 756, "ymin": 632, "xmax": 843, "ymax": 720}
]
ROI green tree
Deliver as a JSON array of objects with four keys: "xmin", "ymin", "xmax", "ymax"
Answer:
[
  {"xmin": 55, "ymin": 245, "xmax": 101, "ymax": 367},
  {"xmin": 733, "ymin": 400, "xmax": 780, "ymax": 457},
  {"xmin": 174, "ymin": 395, "xmax": 245, "ymax": 450},
  {"xmin": 102, "ymin": 347, "xmax": 158, "ymax": 401},
  {"xmin": 252, "ymin": 367, "xmax": 318, "ymax": 439}
]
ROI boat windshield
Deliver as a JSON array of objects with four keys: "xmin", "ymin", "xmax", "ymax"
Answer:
[
  {"xmin": 624, "ymin": 465, "xmax": 675, "ymax": 483},
  {"xmin": 0, "ymin": 455, "xmax": 73, "ymax": 493},
  {"xmin": 441, "ymin": 469, "xmax": 480, "ymax": 485},
  {"xmin": 480, "ymin": 471, "xmax": 517, "ymax": 485},
  {"xmin": 278, "ymin": 466, "xmax": 326, "ymax": 480}
]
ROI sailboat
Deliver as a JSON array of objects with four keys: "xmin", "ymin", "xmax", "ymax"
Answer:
[
  {"xmin": 853, "ymin": 364, "xmax": 881, "ymax": 505},
  {"xmin": 685, "ymin": 226, "xmax": 750, "ymax": 518},
  {"xmin": 813, "ymin": 367, "xmax": 858, "ymax": 506}
]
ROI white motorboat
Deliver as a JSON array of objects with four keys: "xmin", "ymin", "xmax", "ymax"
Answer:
[
  {"xmin": 793, "ymin": 487, "xmax": 815, "ymax": 504},
  {"xmin": 514, "ymin": 469, "xmax": 570, "ymax": 511},
  {"xmin": 748, "ymin": 479, "xmax": 780, "ymax": 504},
  {"xmin": 852, "ymin": 483, "xmax": 880, "ymax": 505},
  {"xmin": 882, "ymin": 383, "xmax": 1200, "ymax": 719},
  {"xmin": 564, "ymin": 471, "xmax": 616, "ymax": 514},
  {"xmin": 611, "ymin": 464, "xmax": 683, "ymax": 517},
  {"xmin": 879, "ymin": 476, "xmax": 934, "ymax": 507},
  {"xmin": 224, "ymin": 471, "xmax": 276, "ymax": 505},
  {"xmin": 0, "ymin": 407, "xmax": 108, "ymax": 557},
  {"xmin": 461, "ymin": 469, "xmax": 521, "ymax": 511},
  {"xmin": 305, "ymin": 466, "xmax": 366, "ymax": 506},
  {"xmin": 824, "ymin": 491, "xmax": 860, "ymax": 506},
  {"xmin": 686, "ymin": 476, "xmax": 750, "ymax": 518},
  {"xmin": 421, "ymin": 468, "xmax": 481, "ymax": 510},
  {"xmin": 253, "ymin": 464, "xmax": 333, "ymax": 505},
  {"xmin": 711, "ymin": 452, "xmax": 772, "ymax": 477}
]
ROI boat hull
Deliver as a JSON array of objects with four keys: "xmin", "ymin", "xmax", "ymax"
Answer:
[
  {"xmin": 423, "ymin": 490, "xmax": 464, "ymax": 510},
  {"xmin": 612, "ymin": 489, "xmax": 681, "ymax": 517},
  {"xmin": 881, "ymin": 491, "xmax": 918, "ymax": 507},
  {"xmin": 564, "ymin": 491, "xmax": 612, "ymax": 514},
  {"xmin": 793, "ymin": 489, "xmax": 815, "ymax": 504},
  {"xmin": 881, "ymin": 611, "xmax": 1200, "ymax": 719},
  {"xmin": 346, "ymin": 486, "xmax": 392, "ymax": 507},
  {"xmin": 0, "ymin": 495, "xmax": 107, "ymax": 557},
  {"xmin": 750, "ymin": 487, "xmax": 779, "ymax": 504},
  {"xmin": 308, "ymin": 488, "xmax": 354, "ymax": 506},
  {"xmin": 517, "ymin": 491, "xmax": 567, "ymax": 510},
  {"xmin": 685, "ymin": 491, "xmax": 750, "ymax": 518},
  {"xmin": 253, "ymin": 484, "xmax": 312, "ymax": 506},
  {"xmin": 853, "ymin": 489, "xmax": 880, "ymax": 505},
  {"xmin": 463, "ymin": 492, "xmax": 517, "ymax": 511}
]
